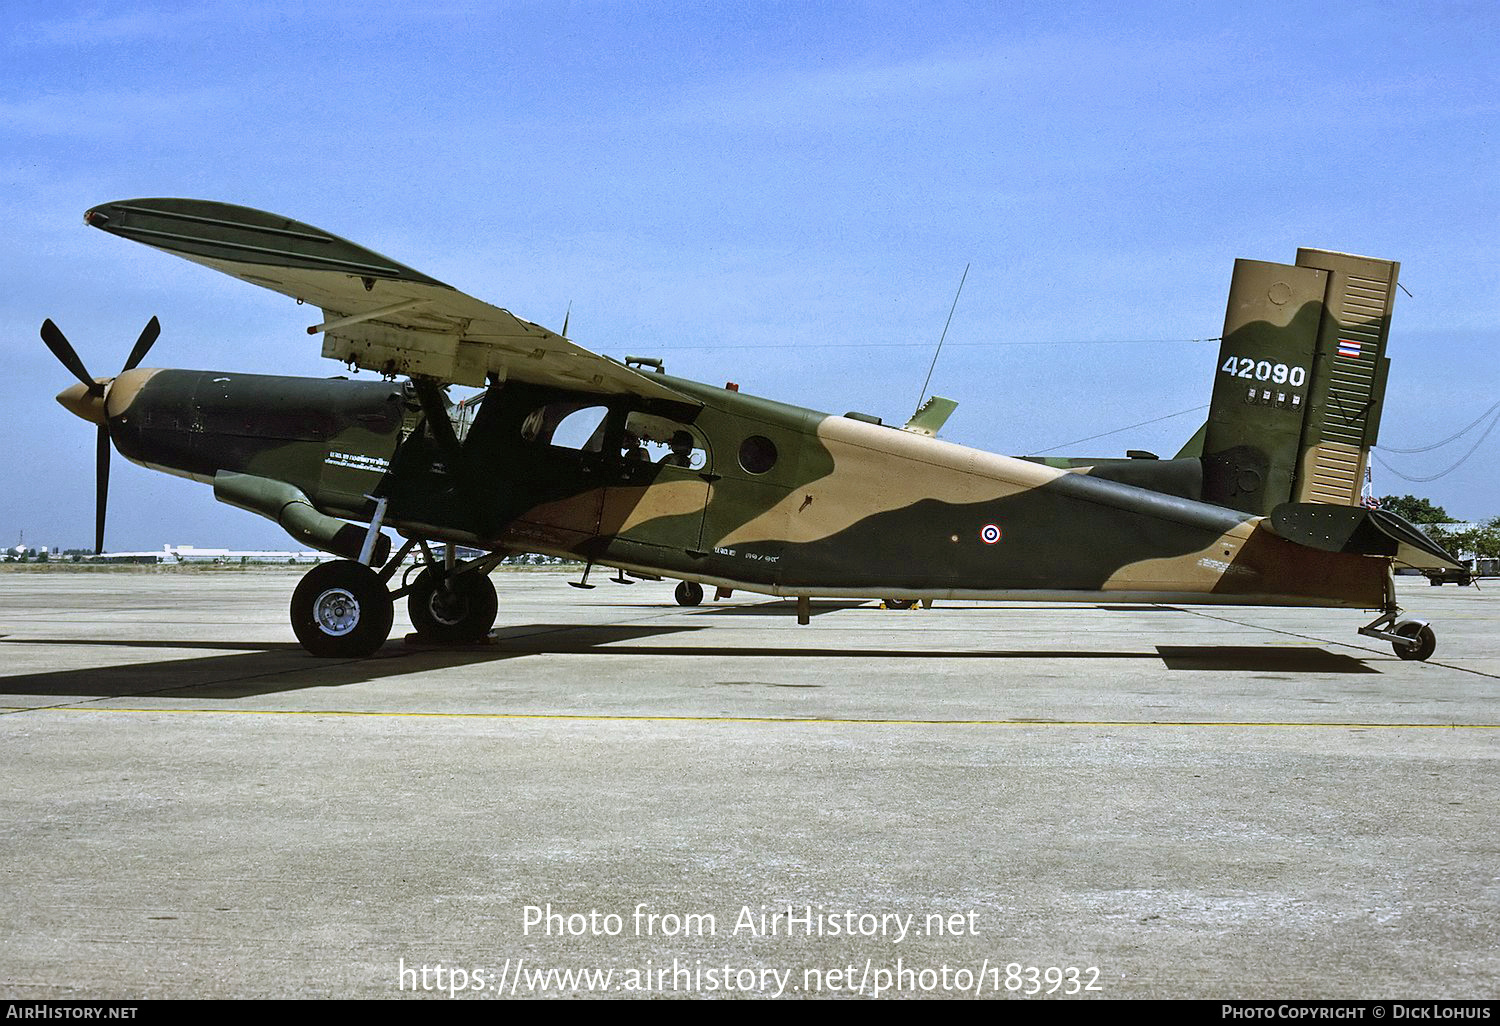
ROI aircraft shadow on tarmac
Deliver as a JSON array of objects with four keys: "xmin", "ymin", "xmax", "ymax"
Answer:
[
  {"xmin": 1155, "ymin": 646, "xmax": 1377, "ymax": 673},
  {"xmin": 0, "ymin": 616, "xmax": 1378, "ymax": 702},
  {"xmin": 621, "ymin": 599, "xmax": 869, "ymax": 616},
  {"xmin": 0, "ymin": 624, "xmax": 702, "ymax": 700}
]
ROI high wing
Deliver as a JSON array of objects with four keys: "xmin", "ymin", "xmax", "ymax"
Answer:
[{"xmin": 83, "ymin": 198, "xmax": 697, "ymax": 404}]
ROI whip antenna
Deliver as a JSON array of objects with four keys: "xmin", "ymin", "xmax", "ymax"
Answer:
[{"xmin": 918, "ymin": 263, "xmax": 969, "ymax": 409}]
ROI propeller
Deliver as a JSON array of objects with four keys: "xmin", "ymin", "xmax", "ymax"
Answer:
[
  {"xmin": 122, "ymin": 316, "xmax": 161, "ymax": 373},
  {"xmin": 41, "ymin": 318, "xmax": 102, "ymax": 396},
  {"xmin": 41, "ymin": 316, "xmax": 162, "ymax": 554}
]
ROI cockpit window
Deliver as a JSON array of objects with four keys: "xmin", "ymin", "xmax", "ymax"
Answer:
[
  {"xmin": 622, "ymin": 413, "xmax": 708, "ymax": 471},
  {"xmin": 522, "ymin": 403, "xmax": 610, "ymax": 452},
  {"xmin": 521, "ymin": 402, "xmax": 707, "ymax": 470}
]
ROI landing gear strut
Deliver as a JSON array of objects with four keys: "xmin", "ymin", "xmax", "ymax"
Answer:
[
  {"xmin": 1359, "ymin": 608, "xmax": 1438, "ymax": 662},
  {"xmin": 1353, "ymin": 573, "xmax": 1439, "ymax": 663}
]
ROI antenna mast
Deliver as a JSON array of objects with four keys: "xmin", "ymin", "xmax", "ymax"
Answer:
[{"xmin": 917, "ymin": 263, "xmax": 969, "ymax": 409}]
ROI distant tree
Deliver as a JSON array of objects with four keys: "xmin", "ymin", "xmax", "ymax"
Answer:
[
  {"xmin": 1407, "ymin": 513, "xmax": 1500, "ymax": 561},
  {"xmin": 1462, "ymin": 517, "xmax": 1500, "ymax": 560},
  {"xmin": 1375, "ymin": 494, "xmax": 1480, "ymax": 554}
]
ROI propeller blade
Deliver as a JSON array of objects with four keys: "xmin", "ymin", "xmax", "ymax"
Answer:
[
  {"xmin": 95, "ymin": 425, "xmax": 110, "ymax": 555},
  {"xmin": 41, "ymin": 319, "xmax": 103, "ymax": 395},
  {"xmin": 121, "ymin": 316, "xmax": 161, "ymax": 372}
]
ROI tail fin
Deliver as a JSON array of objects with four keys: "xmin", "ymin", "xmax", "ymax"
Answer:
[{"xmin": 1201, "ymin": 248, "xmax": 1398, "ymax": 515}]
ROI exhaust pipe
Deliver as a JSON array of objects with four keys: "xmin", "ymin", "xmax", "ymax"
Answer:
[{"xmin": 212, "ymin": 471, "xmax": 389, "ymax": 564}]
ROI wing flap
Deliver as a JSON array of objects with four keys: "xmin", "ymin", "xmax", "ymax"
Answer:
[{"xmin": 85, "ymin": 198, "xmax": 698, "ymax": 404}]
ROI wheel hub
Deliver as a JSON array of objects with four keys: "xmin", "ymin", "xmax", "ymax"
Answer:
[
  {"xmin": 428, "ymin": 586, "xmax": 467, "ymax": 625},
  {"xmin": 313, "ymin": 587, "xmax": 361, "ymax": 636}
]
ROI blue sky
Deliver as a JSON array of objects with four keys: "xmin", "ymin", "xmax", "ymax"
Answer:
[{"xmin": 4, "ymin": 1, "xmax": 1497, "ymax": 550}]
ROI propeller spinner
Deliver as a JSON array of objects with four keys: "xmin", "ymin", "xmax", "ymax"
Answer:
[{"xmin": 43, "ymin": 317, "xmax": 161, "ymax": 554}]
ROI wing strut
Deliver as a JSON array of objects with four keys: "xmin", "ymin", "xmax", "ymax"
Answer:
[
  {"xmin": 307, "ymin": 299, "xmax": 431, "ymax": 335},
  {"xmin": 411, "ymin": 378, "xmax": 463, "ymax": 461}
]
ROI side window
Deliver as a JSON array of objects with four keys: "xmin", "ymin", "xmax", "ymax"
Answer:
[
  {"xmin": 622, "ymin": 413, "xmax": 708, "ymax": 471},
  {"xmin": 739, "ymin": 434, "xmax": 778, "ymax": 474},
  {"xmin": 522, "ymin": 403, "xmax": 610, "ymax": 453},
  {"xmin": 552, "ymin": 407, "xmax": 609, "ymax": 451}
]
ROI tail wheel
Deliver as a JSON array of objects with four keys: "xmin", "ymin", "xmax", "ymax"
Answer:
[
  {"xmin": 291, "ymin": 560, "xmax": 394, "ymax": 658},
  {"xmin": 1392, "ymin": 620, "xmax": 1437, "ymax": 662},
  {"xmin": 674, "ymin": 580, "xmax": 704, "ymax": 606},
  {"xmin": 409, "ymin": 568, "xmax": 498, "ymax": 643},
  {"xmin": 883, "ymin": 598, "xmax": 914, "ymax": 610}
]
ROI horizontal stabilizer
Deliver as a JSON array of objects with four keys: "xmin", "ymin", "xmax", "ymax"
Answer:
[{"xmin": 1266, "ymin": 502, "xmax": 1462, "ymax": 570}]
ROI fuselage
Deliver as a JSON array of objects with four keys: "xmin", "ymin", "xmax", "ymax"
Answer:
[{"xmin": 84, "ymin": 366, "xmax": 1389, "ymax": 609}]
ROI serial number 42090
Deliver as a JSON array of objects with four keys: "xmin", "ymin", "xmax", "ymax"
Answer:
[{"xmin": 1220, "ymin": 356, "xmax": 1307, "ymax": 386}]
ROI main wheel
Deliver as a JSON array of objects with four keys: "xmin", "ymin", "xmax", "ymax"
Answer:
[
  {"xmin": 408, "ymin": 568, "xmax": 498, "ymax": 643},
  {"xmin": 1392, "ymin": 620, "xmax": 1437, "ymax": 662},
  {"xmin": 674, "ymin": 580, "xmax": 704, "ymax": 606},
  {"xmin": 290, "ymin": 560, "xmax": 395, "ymax": 658}
]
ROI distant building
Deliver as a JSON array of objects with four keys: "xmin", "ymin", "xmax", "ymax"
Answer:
[{"xmin": 83, "ymin": 544, "xmax": 340, "ymax": 565}]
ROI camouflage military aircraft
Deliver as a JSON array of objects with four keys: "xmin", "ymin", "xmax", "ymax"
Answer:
[{"xmin": 45, "ymin": 199, "xmax": 1460, "ymax": 660}]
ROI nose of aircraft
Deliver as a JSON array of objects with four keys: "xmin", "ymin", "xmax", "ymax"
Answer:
[
  {"xmin": 56, "ymin": 379, "xmax": 111, "ymax": 425},
  {"xmin": 56, "ymin": 368, "xmax": 158, "ymax": 426},
  {"xmin": 41, "ymin": 316, "xmax": 163, "ymax": 557}
]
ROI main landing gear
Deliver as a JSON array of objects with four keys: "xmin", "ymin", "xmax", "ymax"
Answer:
[{"xmin": 289, "ymin": 539, "xmax": 502, "ymax": 658}]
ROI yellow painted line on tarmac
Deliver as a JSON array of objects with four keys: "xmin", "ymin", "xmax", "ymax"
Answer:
[{"xmin": 34, "ymin": 706, "xmax": 1500, "ymax": 729}]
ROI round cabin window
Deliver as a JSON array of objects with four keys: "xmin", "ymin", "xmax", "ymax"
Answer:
[{"xmin": 738, "ymin": 434, "xmax": 778, "ymax": 474}]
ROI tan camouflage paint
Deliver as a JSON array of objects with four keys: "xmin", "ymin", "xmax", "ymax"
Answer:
[
  {"xmin": 603, "ymin": 479, "xmax": 711, "ymax": 536},
  {"xmin": 1100, "ymin": 517, "xmax": 1386, "ymax": 606},
  {"xmin": 718, "ymin": 415, "xmax": 1050, "ymax": 548}
]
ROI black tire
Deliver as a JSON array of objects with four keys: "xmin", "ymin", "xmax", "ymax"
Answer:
[
  {"xmin": 408, "ymin": 568, "xmax": 498, "ymax": 643},
  {"xmin": 884, "ymin": 598, "xmax": 914, "ymax": 610},
  {"xmin": 290, "ymin": 560, "xmax": 394, "ymax": 658},
  {"xmin": 1393, "ymin": 620, "xmax": 1436, "ymax": 662},
  {"xmin": 674, "ymin": 580, "xmax": 704, "ymax": 606}
]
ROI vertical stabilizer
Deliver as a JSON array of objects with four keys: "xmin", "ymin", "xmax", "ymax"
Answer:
[{"xmin": 1201, "ymin": 249, "xmax": 1397, "ymax": 515}]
